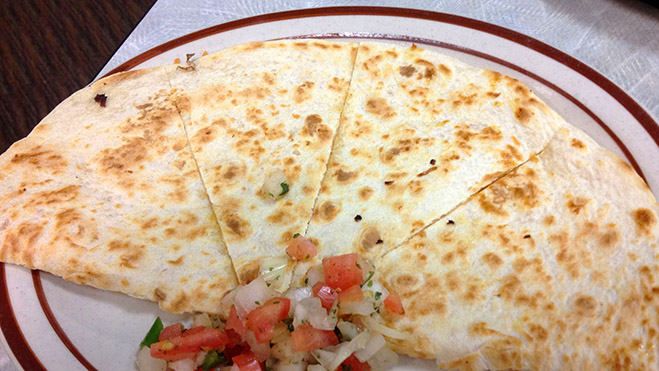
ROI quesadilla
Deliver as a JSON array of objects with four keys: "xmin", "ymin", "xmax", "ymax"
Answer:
[
  {"xmin": 376, "ymin": 121, "xmax": 659, "ymax": 369},
  {"xmin": 0, "ymin": 66, "xmax": 237, "ymax": 314},
  {"xmin": 168, "ymin": 40, "xmax": 357, "ymax": 283},
  {"xmin": 305, "ymin": 42, "xmax": 559, "ymax": 264}
]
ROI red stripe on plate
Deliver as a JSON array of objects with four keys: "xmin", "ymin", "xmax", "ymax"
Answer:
[
  {"xmin": 32, "ymin": 271, "xmax": 99, "ymax": 371},
  {"xmin": 105, "ymin": 7, "xmax": 659, "ymax": 151},
  {"xmin": 0, "ymin": 263, "xmax": 47, "ymax": 371}
]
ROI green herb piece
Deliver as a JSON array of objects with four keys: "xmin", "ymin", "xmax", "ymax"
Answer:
[
  {"xmin": 140, "ymin": 317, "xmax": 163, "ymax": 348},
  {"xmin": 367, "ymin": 280, "xmax": 373, "ymax": 287},
  {"xmin": 304, "ymin": 277, "xmax": 309, "ymax": 285},
  {"xmin": 374, "ymin": 292, "xmax": 382, "ymax": 300},
  {"xmin": 255, "ymin": 301, "xmax": 261, "ymax": 305},
  {"xmin": 293, "ymin": 233, "xmax": 300, "ymax": 238},
  {"xmin": 360, "ymin": 270, "xmax": 375, "ymax": 288},
  {"xmin": 201, "ymin": 350, "xmax": 226, "ymax": 370},
  {"xmin": 279, "ymin": 182, "xmax": 289, "ymax": 196}
]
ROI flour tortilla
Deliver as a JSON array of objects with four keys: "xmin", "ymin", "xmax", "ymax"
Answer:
[
  {"xmin": 376, "ymin": 122, "xmax": 659, "ymax": 370},
  {"xmin": 306, "ymin": 42, "xmax": 558, "ymax": 265},
  {"xmin": 169, "ymin": 40, "xmax": 357, "ymax": 283},
  {"xmin": 0, "ymin": 66, "xmax": 237, "ymax": 314}
]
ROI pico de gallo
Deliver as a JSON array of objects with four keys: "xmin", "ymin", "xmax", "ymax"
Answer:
[{"xmin": 137, "ymin": 236, "xmax": 407, "ymax": 371}]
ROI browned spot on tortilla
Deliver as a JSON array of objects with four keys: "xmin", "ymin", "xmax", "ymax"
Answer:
[
  {"xmin": 514, "ymin": 106, "xmax": 533, "ymax": 124},
  {"xmin": 336, "ymin": 169, "xmax": 356, "ymax": 183},
  {"xmin": 262, "ymin": 72, "xmax": 275, "ymax": 85},
  {"xmin": 478, "ymin": 193, "xmax": 508, "ymax": 216},
  {"xmin": 365, "ymin": 97, "xmax": 396, "ymax": 119},
  {"xmin": 528, "ymin": 324, "xmax": 548, "ymax": 342},
  {"xmin": 315, "ymin": 201, "xmax": 340, "ymax": 222},
  {"xmin": 543, "ymin": 215, "xmax": 555, "ymax": 226},
  {"xmin": 165, "ymin": 292, "xmax": 189, "ymax": 313},
  {"xmin": 393, "ymin": 274, "xmax": 418, "ymax": 291},
  {"xmin": 571, "ymin": 138, "xmax": 587, "ymax": 151},
  {"xmin": 241, "ymin": 41, "xmax": 264, "ymax": 51},
  {"xmin": 399, "ymin": 65, "xmax": 416, "ymax": 77},
  {"xmin": 140, "ymin": 218, "xmax": 159, "ymax": 230},
  {"xmin": 482, "ymin": 253, "xmax": 503, "ymax": 269},
  {"xmin": 574, "ymin": 295, "xmax": 598, "ymax": 317},
  {"xmin": 9, "ymin": 149, "xmax": 67, "ymax": 174},
  {"xmin": 154, "ymin": 288, "xmax": 167, "ymax": 301},
  {"xmin": 566, "ymin": 197, "xmax": 589, "ymax": 215},
  {"xmin": 96, "ymin": 137, "xmax": 149, "ymax": 177},
  {"xmin": 167, "ymin": 256, "xmax": 184, "ymax": 266},
  {"xmin": 193, "ymin": 126, "xmax": 218, "ymax": 145},
  {"xmin": 633, "ymin": 208, "xmax": 657, "ymax": 236},
  {"xmin": 294, "ymin": 81, "xmax": 314, "ymax": 103},
  {"xmin": 302, "ymin": 114, "xmax": 332, "ymax": 142},
  {"xmin": 0, "ymin": 222, "xmax": 43, "ymax": 267},
  {"xmin": 358, "ymin": 187, "xmax": 374, "ymax": 201},
  {"xmin": 359, "ymin": 227, "xmax": 381, "ymax": 252},
  {"xmin": 599, "ymin": 226, "xmax": 621, "ymax": 248},
  {"xmin": 417, "ymin": 166, "xmax": 437, "ymax": 177},
  {"xmin": 267, "ymin": 209, "xmax": 294, "ymax": 225},
  {"xmin": 222, "ymin": 164, "xmax": 244, "ymax": 182},
  {"xmin": 438, "ymin": 64, "xmax": 452, "ymax": 78},
  {"xmin": 239, "ymin": 261, "xmax": 261, "ymax": 283}
]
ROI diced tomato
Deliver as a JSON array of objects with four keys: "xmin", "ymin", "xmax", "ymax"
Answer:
[
  {"xmin": 286, "ymin": 236, "xmax": 317, "ymax": 261},
  {"xmin": 312, "ymin": 282, "xmax": 338, "ymax": 311},
  {"xmin": 384, "ymin": 292, "xmax": 405, "ymax": 315},
  {"xmin": 245, "ymin": 298, "xmax": 291, "ymax": 343},
  {"xmin": 336, "ymin": 354, "xmax": 371, "ymax": 371},
  {"xmin": 181, "ymin": 326, "xmax": 205, "ymax": 337},
  {"xmin": 226, "ymin": 305, "xmax": 247, "ymax": 342},
  {"xmin": 224, "ymin": 343, "xmax": 249, "ymax": 360},
  {"xmin": 290, "ymin": 324, "xmax": 339, "ymax": 352},
  {"xmin": 323, "ymin": 253, "xmax": 363, "ymax": 290},
  {"xmin": 150, "ymin": 328, "xmax": 230, "ymax": 360},
  {"xmin": 232, "ymin": 351, "xmax": 263, "ymax": 371},
  {"xmin": 158, "ymin": 323, "xmax": 183, "ymax": 341},
  {"xmin": 338, "ymin": 284, "xmax": 364, "ymax": 303}
]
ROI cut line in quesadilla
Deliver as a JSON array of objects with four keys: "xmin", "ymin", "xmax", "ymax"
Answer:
[
  {"xmin": 376, "ymin": 121, "xmax": 659, "ymax": 370},
  {"xmin": 0, "ymin": 66, "xmax": 238, "ymax": 314},
  {"xmin": 305, "ymin": 42, "xmax": 561, "ymax": 266},
  {"xmin": 168, "ymin": 40, "xmax": 358, "ymax": 284}
]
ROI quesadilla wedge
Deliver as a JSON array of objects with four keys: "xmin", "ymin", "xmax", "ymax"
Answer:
[
  {"xmin": 168, "ymin": 40, "xmax": 357, "ymax": 283},
  {"xmin": 0, "ymin": 66, "xmax": 237, "ymax": 314},
  {"xmin": 305, "ymin": 42, "xmax": 559, "ymax": 264},
  {"xmin": 376, "ymin": 122, "xmax": 659, "ymax": 370}
]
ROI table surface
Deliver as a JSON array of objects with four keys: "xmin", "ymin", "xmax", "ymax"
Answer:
[{"xmin": 1, "ymin": 0, "xmax": 658, "ymax": 370}]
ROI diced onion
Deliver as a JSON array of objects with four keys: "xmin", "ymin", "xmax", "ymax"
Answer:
[
  {"xmin": 362, "ymin": 316, "xmax": 410, "ymax": 340},
  {"xmin": 293, "ymin": 297, "xmax": 336, "ymax": 330},
  {"xmin": 192, "ymin": 313, "xmax": 212, "ymax": 328},
  {"xmin": 245, "ymin": 331, "xmax": 271, "ymax": 361},
  {"xmin": 234, "ymin": 277, "xmax": 277, "ymax": 316},
  {"xmin": 272, "ymin": 360, "xmax": 307, "ymax": 371},
  {"xmin": 338, "ymin": 300, "xmax": 375, "ymax": 316},
  {"xmin": 136, "ymin": 347, "xmax": 167, "ymax": 371},
  {"xmin": 305, "ymin": 265, "xmax": 324, "ymax": 288},
  {"xmin": 310, "ymin": 349, "xmax": 336, "ymax": 370},
  {"xmin": 169, "ymin": 358, "xmax": 195, "ymax": 371},
  {"xmin": 260, "ymin": 256, "xmax": 290, "ymax": 281},
  {"xmin": 337, "ymin": 321, "xmax": 359, "ymax": 341},
  {"xmin": 354, "ymin": 331, "xmax": 386, "ymax": 362},
  {"xmin": 194, "ymin": 351, "xmax": 207, "ymax": 367},
  {"xmin": 284, "ymin": 287, "xmax": 312, "ymax": 315},
  {"xmin": 326, "ymin": 330, "xmax": 370, "ymax": 370},
  {"xmin": 263, "ymin": 170, "xmax": 288, "ymax": 200},
  {"xmin": 367, "ymin": 346, "xmax": 399, "ymax": 370},
  {"xmin": 307, "ymin": 365, "xmax": 325, "ymax": 371}
]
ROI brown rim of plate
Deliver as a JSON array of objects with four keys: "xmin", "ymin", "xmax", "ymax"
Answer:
[
  {"xmin": 31, "ymin": 271, "xmax": 99, "ymax": 371},
  {"xmin": 0, "ymin": 264, "xmax": 47, "ymax": 371},
  {"xmin": 1, "ymin": 6, "xmax": 657, "ymax": 370}
]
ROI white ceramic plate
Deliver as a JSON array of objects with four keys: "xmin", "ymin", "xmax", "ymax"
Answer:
[{"xmin": 2, "ymin": 7, "xmax": 658, "ymax": 371}]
